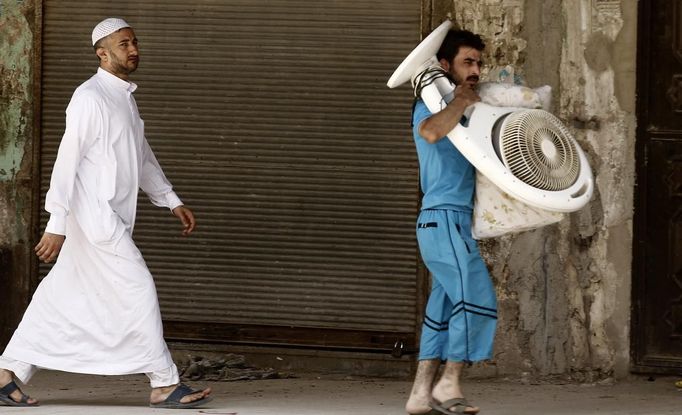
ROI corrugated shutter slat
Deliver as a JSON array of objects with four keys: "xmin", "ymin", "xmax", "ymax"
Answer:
[{"xmin": 41, "ymin": 0, "xmax": 420, "ymax": 347}]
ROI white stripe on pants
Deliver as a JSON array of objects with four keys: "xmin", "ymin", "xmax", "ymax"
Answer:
[{"xmin": 0, "ymin": 356, "xmax": 179, "ymax": 388}]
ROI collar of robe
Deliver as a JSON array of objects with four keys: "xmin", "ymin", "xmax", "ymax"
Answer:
[{"xmin": 97, "ymin": 67, "xmax": 138, "ymax": 93}]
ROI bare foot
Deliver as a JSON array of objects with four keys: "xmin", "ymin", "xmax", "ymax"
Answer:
[
  {"xmin": 405, "ymin": 390, "xmax": 432, "ymax": 414},
  {"xmin": 0, "ymin": 369, "xmax": 39, "ymax": 406},
  {"xmin": 428, "ymin": 361, "xmax": 479, "ymax": 415},
  {"xmin": 405, "ymin": 359, "xmax": 440, "ymax": 414},
  {"xmin": 149, "ymin": 383, "xmax": 211, "ymax": 405}
]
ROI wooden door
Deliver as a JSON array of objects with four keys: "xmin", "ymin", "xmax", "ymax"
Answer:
[{"xmin": 633, "ymin": 0, "xmax": 682, "ymax": 373}]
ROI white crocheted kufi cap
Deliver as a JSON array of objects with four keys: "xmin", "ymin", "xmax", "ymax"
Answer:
[{"xmin": 92, "ymin": 17, "xmax": 131, "ymax": 46}]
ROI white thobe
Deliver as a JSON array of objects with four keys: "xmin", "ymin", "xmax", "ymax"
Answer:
[{"xmin": 2, "ymin": 68, "xmax": 182, "ymax": 378}]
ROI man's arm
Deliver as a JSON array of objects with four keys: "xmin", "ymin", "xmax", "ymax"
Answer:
[
  {"xmin": 38, "ymin": 95, "xmax": 100, "ymax": 262},
  {"xmin": 419, "ymin": 84, "xmax": 480, "ymax": 143},
  {"xmin": 139, "ymin": 138, "xmax": 196, "ymax": 236}
]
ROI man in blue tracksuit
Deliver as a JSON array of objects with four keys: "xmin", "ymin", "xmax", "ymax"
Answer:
[{"xmin": 405, "ymin": 30, "xmax": 496, "ymax": 415}]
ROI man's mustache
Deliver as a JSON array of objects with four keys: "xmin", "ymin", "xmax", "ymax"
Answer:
[{"xmin": 445, "ymin": 73, "xmax": 480, "ymax": 85}]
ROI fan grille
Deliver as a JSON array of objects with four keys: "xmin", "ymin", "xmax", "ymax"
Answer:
[{"xmin": 499, "ymin": 110, "xmax": 580, "ymax": 191}]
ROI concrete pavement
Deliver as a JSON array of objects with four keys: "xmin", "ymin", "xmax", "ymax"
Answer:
[{"xmin": 1, "ymin": 371, "xmax": 680, "ymax": 414}]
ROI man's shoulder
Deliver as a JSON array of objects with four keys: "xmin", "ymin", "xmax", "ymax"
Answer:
[
  {"xmin": 68, "ymin": 75, "xmax": 104, "ymax": 108},
  {"xmin": 412, "ymin": 99, "xmax": 432, "ymax": 129},
  {"xmin": 72, "ymin": 74, "xmax": 100, "ymax": 97},
  {"xmin": 413, "ymin": 99, "xmax": 432, "ymax": 117}
]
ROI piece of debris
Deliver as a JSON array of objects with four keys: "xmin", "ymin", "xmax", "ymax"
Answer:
[{"xmin": 177, "ymin": 354, "xmax": 292, "ymax": 382}]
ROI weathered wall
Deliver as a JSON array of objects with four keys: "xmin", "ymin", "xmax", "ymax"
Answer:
[
  {"xmin": 425, "ymin": 0, "xmax": 636, "ymax": 379},
  {"xmin": 0, "ymin": 0, "xmax": 39, "ymax": 347}
]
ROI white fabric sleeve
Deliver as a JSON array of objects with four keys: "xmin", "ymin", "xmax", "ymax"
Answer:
[
  {"xmin": 139, "ymin": 137, "xmax": 183, "ymax": 211},
  {"xmin": 44, "ymin": 95, "xmax": 101, "ymax": 235}
]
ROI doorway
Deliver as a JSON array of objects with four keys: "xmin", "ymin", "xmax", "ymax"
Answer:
[{"xmin": 633, "ymin": 0, "xmax": 682, "ymax": 373}]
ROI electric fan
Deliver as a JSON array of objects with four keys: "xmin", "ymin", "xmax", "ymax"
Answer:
[{"xmin": 387, "ymin": 20, "xmax": 593, "ymax": 213}]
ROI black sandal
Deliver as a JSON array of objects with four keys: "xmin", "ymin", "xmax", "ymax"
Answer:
[
  {"xmin": 0, "ymin": 380, "xmax": 39, "ymax": 407},
  {"xmin": 149, "ymin": 383, "xmax": 212, "ymax": 409}
]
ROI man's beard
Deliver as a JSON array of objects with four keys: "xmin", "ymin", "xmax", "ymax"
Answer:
[
  {"xmin": 450, "ymin": 71, "xmax": 479, "ymax": 86},
  {"xmin": 110, "ymin": 55, "xmax": 138, "ymax": 75}
]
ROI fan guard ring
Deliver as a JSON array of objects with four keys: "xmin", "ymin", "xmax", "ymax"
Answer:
[{"xmin": 498, "ymin": 110, "xmax": 581, "ymax": 191}]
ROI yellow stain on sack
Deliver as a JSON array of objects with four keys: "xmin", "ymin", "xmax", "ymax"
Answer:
[{"xmin": 482, "ymin": 210, "xmax": 498, "ymax": 224}]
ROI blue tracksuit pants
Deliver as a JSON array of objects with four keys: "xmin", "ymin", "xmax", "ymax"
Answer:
[{"xmin": 416, "ymin": 209, "xmax": 497, "ymax": 362}]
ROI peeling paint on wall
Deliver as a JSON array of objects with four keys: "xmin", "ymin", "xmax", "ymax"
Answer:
[
  {"xmin": 558, "ymin": 0, "xmax": 635, "ymax": 379},
  {"xmin": 0, "ymin": 0, "xmax": 33, "ymax": 182},
  {"xmin": 0, "ymin": 0, "xmax": 37, "ymax": 348},
  {"xmin": 0, "ymin": 184, "xmax": 9, "ymax": 246},
  {"xmin": 431, "ymin": 0, "xmax": 528, "ymax": 81}
]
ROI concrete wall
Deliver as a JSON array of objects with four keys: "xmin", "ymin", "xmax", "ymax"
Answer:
[
  {"xmin": 425, "ymin": 0, "xmax": 636, "ymax": 380},
  {"xmin": 0, "ymin": 0, "xmax": 39, "ymax": 345}
]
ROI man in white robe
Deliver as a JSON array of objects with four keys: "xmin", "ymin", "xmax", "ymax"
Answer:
[{"xmin": 0, "ymin": 18, "xmax": 212, "ymax": 409}]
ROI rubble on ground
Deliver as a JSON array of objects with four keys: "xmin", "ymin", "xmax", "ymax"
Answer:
[{"xmin": 177, "ymin": 354, "xmax": 293, "ymax": 382}]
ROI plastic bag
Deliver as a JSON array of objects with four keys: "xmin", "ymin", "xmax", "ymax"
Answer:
[
  {"xmin": 472, "ymin": 174, "xmax": 564, "ymax": 239},
  {"xmin": 471, "ymin": 81, "xmax": 564, "ymax": 239}
]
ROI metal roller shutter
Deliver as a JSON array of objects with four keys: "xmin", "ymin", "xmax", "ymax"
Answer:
[{"xmin": 40, "ymin": 0, "xmax": 421, "ymax": 351}]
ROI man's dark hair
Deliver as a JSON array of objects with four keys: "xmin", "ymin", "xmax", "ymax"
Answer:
[
  {"xmin": 436, "ymin": 29, "xmax": 485, "ymax": 63},
  {"xmin": 94, "ymin": 38, "xmax": 107, "ymax": 62}
]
